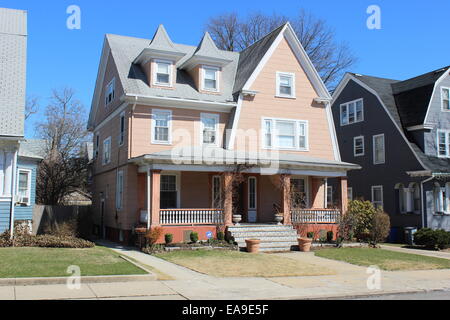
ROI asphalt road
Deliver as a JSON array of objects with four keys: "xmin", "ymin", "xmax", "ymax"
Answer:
[{"xmin": 349, "ymin": 290, "xmax": 450, "ymax": 300}]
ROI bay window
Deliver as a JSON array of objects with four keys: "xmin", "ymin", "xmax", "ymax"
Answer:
[
  {"xmin": 340, "ymin": 99, "xmax": 364, "ymax": 125},
  {"xmin": 263, "ymin": 118, "xmax": 309, "ymax": 151}
]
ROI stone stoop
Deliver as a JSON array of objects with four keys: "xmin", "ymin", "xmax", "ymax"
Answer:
[{"xmin": 227, "ymin": 224, "xmax": 299, "ymax": 252}]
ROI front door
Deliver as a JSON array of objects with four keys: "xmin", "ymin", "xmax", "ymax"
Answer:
[{"xmin": 247, "ymin": 177, "xmax": 257, "ymax": 223}]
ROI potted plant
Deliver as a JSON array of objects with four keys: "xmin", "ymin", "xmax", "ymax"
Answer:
[
  {"xmin": 273, "ymin": 203, "xmax": 284, "ymax": 225},
  {"xmin": 233, "ymin": 214, "xmax": 242, "ymax": 225},
  {"xmin": 298, "ymin": 233, "xmax": 313, "ymax": 252},
  {"xmin": 246, "ymin": 239, "xmax": 261, "ymax": 253}
]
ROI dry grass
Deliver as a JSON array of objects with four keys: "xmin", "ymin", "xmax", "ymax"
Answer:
[{"xmin": 155, "ymin": 250, "xmax": 334, "ymax": 278}]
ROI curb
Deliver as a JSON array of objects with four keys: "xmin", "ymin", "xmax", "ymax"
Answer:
[{"xmin": 287, "ymin": 289, "xmax": 430, "ymax": 300}]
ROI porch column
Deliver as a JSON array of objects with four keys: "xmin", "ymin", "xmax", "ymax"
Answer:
[
  {"xmin": 223, "ymin": 172, "xmax": 233, "ymax": 227},
  {"xmin": 150, "ymin": 170, "xmax": 161, "ymax": 227},
  {"xmin": 280, "ymin": 174, "xmax": 291, "ymax": 225},
  {"xmin": 339, "ymin": 176, "xmax": 348, "ymax": 214}
]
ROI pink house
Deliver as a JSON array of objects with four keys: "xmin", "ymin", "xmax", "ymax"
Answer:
[{"xmin": 88, "ymin": 23, "xmax": 359, "ymax": 248}]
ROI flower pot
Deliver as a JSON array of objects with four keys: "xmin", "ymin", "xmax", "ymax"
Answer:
[
  {"xmin": 298, "ymin": 238, "xmax": 313, "ymax": 252},
  {"xmin": 233, "ymin": 214, "xmax": 242, "ymax": 225},
  {"xmin": 246, "ymin": 239, "xmax": 261, "ymax": 253},
  {"xmin": 274, "ymin": 215, "xmax": 284, "ymax": 225}
]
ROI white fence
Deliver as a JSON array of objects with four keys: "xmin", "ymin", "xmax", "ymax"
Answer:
[
  {"xmin": 160, "ymin": 209, "xmax": 224, "ymax": 225},
  {"xmin": 291, "ymin": 209, "xmax": 341, "ymax": 224}
]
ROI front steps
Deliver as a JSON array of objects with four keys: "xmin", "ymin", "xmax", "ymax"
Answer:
[{"xmin": 228, "ymin": 224, "xmax": 299, "ymax": 252}]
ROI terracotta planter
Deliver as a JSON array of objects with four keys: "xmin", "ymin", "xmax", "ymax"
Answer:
[
  {"xmin": 298, "ymin": 238, "xmax": 313, "ymax": 252},
  {"xmin": 246, "ymin": 239, "xmax": 261, "ymax": 253}
]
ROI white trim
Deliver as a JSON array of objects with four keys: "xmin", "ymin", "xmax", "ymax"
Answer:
[
  {"xmin": 16, "ymin": 168, "xmax": 32, "ymax": 207},
  {"xmin": 261, "ymin": 117, "xmax": 309, "ymax": 152},
  {"xmin": 276, "ymin": 71, "xmax": 296, "ymax": 99},
  {"xmin": 332, "ymin": 73, "xmax": 430, "ymax": 171},
  {"xmin": 226, "ymin": 94, "xmax": 243, "ymax": 150},
  {"xmin": 201, "ymin": 65, "xmax": 220, "ymax": 92},
  {"xmin": 441, "ymin": 87, "xmax": 450, "ymax": 112},
  {"xmin": 200, "ymin": 113, "xmax": 220, "ymax": 147},
  {"xmin": 407, "ymin": 124, "xmax": 435, "ymax": 131},
  {"xmin": 152, "ymin": 59, "xmax": 174, "ymax": 87},
  {"xmin": 248, "ymin": 176, "xmax": 257, "ymax": 210},
  {"xmin": 371, "ymin": 185, "xmax": 384, "ymax": 209},
  {"xmin": 160, "ymin": 171, "xmax": 181, "ymax": 209},
  {"xmin": 118, "ymin": 111, "xmax": 125, "ymax": 146},
  {"xmin": 373, "ymin": 134, "xmax": 386, "ymax": 165},
  {"xmin": 325, "ymin": 101, "xmax": 342, "ymax": 161},
  {"xmin": 437, "ymin": 129, "xmax": 450, "ymax": 158},
  {"xmin": 423, "ymin": 68, "xmax": 450, "ymax": 122},
  {"xmin": 151, "ymin": 109, "xmax": 172, "ymax": 145},
  {"xmin": 340, "ymin": 98, "xmax": 364, "ymax": 126},
  {"xmin": 9, "ymin": 150, "xmax": 18, "ymax": 238},
  {"xmin": 102, "ymin": 137, "xmax": 112, "ymax": 165},
  {"xmin": 353, "ymin": 136, "xmax": 365, "ymax": 157}
]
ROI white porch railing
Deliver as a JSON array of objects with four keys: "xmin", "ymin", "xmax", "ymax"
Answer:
[
  {"xmin": 160, "ymin": 209, "xmax": 224, "ymax": 225},
  {"xmin": 291, "ymin": 209, "xmax": 341, "ymax": 224}
]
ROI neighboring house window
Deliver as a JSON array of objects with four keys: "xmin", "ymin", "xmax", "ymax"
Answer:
[
  {"xmin": 396, "ymin": 184, "xmax": 408, "ymax": 214},
  {"xmin": 105, "ymin": 78, "xmax": 115, "ymax": 106},
  {"xmin": 152, "ymin": 109, "xmax": 172, "ymax": 144},
  {"xmin": 116, "ymin": 170, "xmax": 124, "ymax": 210},
  {"xmin": 347, "ymin": 187, "xmax": 353, "ymax": 201},
  {"xmin": 326, "ymin": 186, "xmax": 333, "ymax": 208},
  {"xmin": 248, "ymin": 177, "xmax": 257, "ymax": 210},
  {"xmin": 160, "ymin": 175, "xmax": 178, "ymax": 209},
  {"xmin": 276, "ymin": 72, "xmax": 295, "ymax": 98},
  {"xmin": 411, "ymin": 183, "xmax": 421, "ymax": 214},
  {"xmin": 17, "ymin": 169, "xmax": 31, "ymax": 206},
  {"xmin": 153, "ymin": 60, "xmax": 172, "ymax": 86},
  {"xmin": 212, "ymin": 175, "xmax": 222, "ymax": 209},
  {"xmin": 354, "ymin": 136, "xmax": 365, "ymax": 157},
  {"xmin": 437, "ymin": 129, "xmax": 450, "ymax": 158},
  {"xmin": 95, "ymin": 133, "xmax": 100, "ymax": 159},
  {"xmin": 442, "ymin": 87, "xmax": 450, "ymax": 111},
  {"xmin": 201, "ymin": 113, "xmax": 220, "ymax": 146},
  {"xmin": 434, "ymin": 183, "xmax": 450, "ymax": 214},
  {"xmin": 291, "ymin": 178, "xmax": 307, "ymax": 208},
  {"xmin": 102, "ymin": 137, "xmax": 111, "ymax": 165},
  {"xmin": 202, "ymin": 66, "xmax": 219, "ymax": 92},
  {"xmin": 263, "ymin": 118, "xmax": 308, "ymax": 151},
  {"xmin": 371, "ymin": 185, "xmax": 384, "ymax": 209},
  {"xmin": 119, "ymin": 112, "xmax": 125, "ymax": 146},
  {"xmin": 373, "ymin": 134, "xmax": 385, "ymax": 164},
  {"xmin": 340, "ymin": 99, "xmax": 364, "ymax": 126}
]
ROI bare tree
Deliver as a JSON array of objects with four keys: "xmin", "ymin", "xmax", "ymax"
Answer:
[
  {"xmin": 25, "ymin": 95, "xmax": 39, "ymax": 120},
  {"xmin": 205, "ymin": 10, "xmax": 357, "ymax": 89},
  {"xmin": 35, "ymin": 88, "xmax": 90, "ymax": 205}
]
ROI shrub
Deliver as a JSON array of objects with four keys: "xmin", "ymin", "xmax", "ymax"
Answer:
[
  {"xmin": 0, "ymin": 231, "xmax": 12, "ymax": 247},
  {"xmin": 165, "ymin": 233, "xmax": 173, "ymax": 245},
  {"xmin": 346, "ymin": 200, "xmax": 377, "ymax": 241},
  {"xmin": 415, "ymin": 228, "xmax": 450, "ymax": 250},
  {"xmin": 145, "ymin": 227, "xmax": 163, "ymax": 247},
  {"xmin": 327, "ymin": 231, "xmax": 334, "ymax": 243},
  {"xmin": 307, "ymin": 232, "xmax": 314, "ymax": 239},
  {"xmin": 368, "ymin": 210, "xmax": 391, "ymax": 246},
  {"xmin": 190, "ymin": 232, "xmax": 199, "ymax": 243},
  {"xmin": 217, "ymin": 231, "xmax": 225, "ymax": 241}
]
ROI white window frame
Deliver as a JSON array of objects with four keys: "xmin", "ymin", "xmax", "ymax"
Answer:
[
  {"xmin": 200, "ymin": 113, "xmax": 220, "ymax": 147},
  {"xmin": 441, "ymin": 87, "xmax": 450, "ymax": 112},
  {"xmin": 340, "ymin": 98, "xmax": 364, "ymax": 126},
  {"xmin": 116, "ymin": 170, "xmax": 124, "ymax": 210},
  {"xmin": 248, "ymin": 176, "xmax": 257, "ymax": 210},
  {"xmin": 119, "ymin": 112, "xmax": 125, "ymax": 146},
  {"xmin": 347, "ymin": 187, "xmax": 353, "ymax": 201},
  {"xmin": 353, "ymin": 136, "xmax": 365, "ymax": 157},
  {"xmin": 371, "ymin": 185, "xmax": 384, "ymax": 209},
  {"xmin": 326, "ymin": 186, "xmax": 333, "ymax": 208},
  {"xmin": 151, "ymin": 109, "xmax": 172, "ymax": 145},
  {"xmin": 276, "ymin": 72, "xmax": 296, "ymax": 98},
  {"xmin": 17, "ymin": 169, "xmax": 32, "ymax": 206},
  {"xmin": 437, "ymin": 129, "xmax": 450, "ymax": 158},
  {"xmin": 201, "ymin": 66, "xmax": 220, "ymax": 92},
  {"xmin": 153, "ymin": 59, "xmax": 173, "ymax": 87},
  {"xmin": 373, "ymin": 134, "xmax": 386, "ymax": 165},
  {"xmin": 212, "ymin": 175, "xmax": 222, "ymax": 209},
  {"xmin": 160, "ymin": 173, "xmax": 181, "ymax": 209},
  {"xmin": 105, "ymin": 78, "xmax": 115, "ymax": 107},
  {"xmin": 102, "ymin": 137, "xmax": 111, "ymax": 165},
  {"xmin": 262, "ymin": 118, "xmax": 309, "ymax": 151}
]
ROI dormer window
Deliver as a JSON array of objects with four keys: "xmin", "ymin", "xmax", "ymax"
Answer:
[
  {"xmin": 442, "ymin": 87, "xmax": 450, "ymax": 111},
  {"xmin": 153, "ymin": 60, "xmax": 172, "ymax": 87},
  {"xmin": 105, "ymin": 78, "xmax": 115, "ymax": 106},
  {"xmin": 202, "ymin": 66, "xmax": 219, "ymax": 92},
  {"xmin": 276, "ymin": 72, "xmax": 296, "ymax": 98}
]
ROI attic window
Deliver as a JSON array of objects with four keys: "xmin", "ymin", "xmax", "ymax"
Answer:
[
  {"xmin": 202, "ymin": 66, "xmax": 219, "ymax": 92},
  {"xmin": 276, "ymin": 72, "xmax": 296, "ymax": 98},
  {"xmin": 442, "ymin": 87, "xmax": 450, "ymax": 111},
  {"xmin": 105, "ymin": 78, "xmax": 115, "ymax": 106},
  {"xmin": 153, "ymin": 60, "xmax": 172, "ymax": 86}
]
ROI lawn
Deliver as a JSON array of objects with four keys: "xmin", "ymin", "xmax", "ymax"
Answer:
[
  {"xmin": 315, "ymin": 248, "xmax": 450, "ymax": 271},
  {"xmin": 0, "ymin": 246, "xmax": 148, "ymax": 278},
  {"xmin": 155, "ymin": 250, "xmax": 334, "ymax": 277}
]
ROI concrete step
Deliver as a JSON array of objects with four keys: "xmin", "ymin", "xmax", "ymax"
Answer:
[
  {"xmin": 234, "ymin": 236, "xmax": 298, "ymax": 243},
  {"xmin": 231, "ymin": 231, "xmax": 298, "ymax": 238},
  {"xmin": 228, "ymin": 226, "xmax": 295, "ymax": 233},
  {"xmin": 236, "ymin": 241, "xmax": 298, "ymax": 248}
]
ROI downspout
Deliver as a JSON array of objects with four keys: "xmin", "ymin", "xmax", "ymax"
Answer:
[
  {"xmin": 9, "ymin": 149, "xmax": 18, "ymax": 239},
  {"xmin": 420, "ymin": 176, "xmax": 434, "ymax": 229}
]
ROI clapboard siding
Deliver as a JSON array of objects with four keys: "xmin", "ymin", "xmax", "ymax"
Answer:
[
  {"xmin": 14, "ymin": 159, "xmax": 37, "ymax": 221},
  {"xmin": 0, "ymin": 201, "xmax": 11, "ymax": 233}
]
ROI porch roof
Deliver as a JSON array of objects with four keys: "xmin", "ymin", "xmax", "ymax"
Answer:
[{"xmin": 129, "ymin": 147, "xmax": 360, "ymax": 175}]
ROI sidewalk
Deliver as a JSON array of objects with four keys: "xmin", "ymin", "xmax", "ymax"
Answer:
[{"xmin": 381, "ymin": 245, "xmax": 450, "ymax": 260}]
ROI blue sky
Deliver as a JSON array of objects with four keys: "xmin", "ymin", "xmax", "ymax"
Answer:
[{"xmin": 2, "ymin": 0, "xmax": 449, "ymax": 138}]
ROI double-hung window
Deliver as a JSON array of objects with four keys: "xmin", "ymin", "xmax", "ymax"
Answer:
[
  {"xmin": 354, "ymin": 136, "xmax": 365, "ymax": 156},
  {"xmin": 201, "ymin": 113, "xmax": 219, "ymax": 146},
  {"xmin": 340, "ymin": 99, "xmax": 364, "ymax": 125},
  {"xmin": 326, "ymin": 186, "xmax": 333, "ymax": 208},
  {"xmin": 17, "ymin": 169, "xmax": 31, "ymax": 206},
  {"xmin": 437, "ymin": 129, "xmax": 450, "ymax": 158},
  {"xmin": 372, "ymin": 186, "xmax": 384, "ymax": 209},
  {"xmin": 119, "ymin": 112, "xmax": 125, "ymax": 146},
  {"xmin": 202, "ymin": 66, "xmax": 219, "ymax": 91},
  {"xmin": 154, "ymin": 60, "xmax": 172, "ymax": 86},
  {"xmin": 160, "ymin": 175, "xmax": 178, "ymax": 209},
  {"xmin": 105, "ymin": 78, "xmax": 115, "ymax": 106},
  {"xmin": 152, "ymin": 110, "xmax": 172, "ymax": 144},
  {"xmin": 102, "ymin": 137, "xmax": 111, "ymax": 165},
  {"xmin": 347, "ymin": 187, "xmax": 353, "ymax": 201},
  {"xmin": 373, "ymin": 134, "xmax": 385, "ymax": 164},
  {"xmin": 263, "ymin": 118, "xmax": 308, "ymax": 151},
  {"xmin": 116, "ymin": 170, "xmax": 124, "ymax": 210},
  {"xmin": 442, "ymin": 87, "xmax": 450, "ymax": 111},
  {"xmin": 276, "ymin": 72, "xmax": 295, "ymax": 98}
]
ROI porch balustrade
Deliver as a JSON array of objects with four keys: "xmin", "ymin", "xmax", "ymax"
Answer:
[
  {"xmin": 291, "ymin": 209, "xmax": 341, "ymax": 224},
  {"xmin": 160, "ymin": 209, "xmax": 224, "ymax": 225}
]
